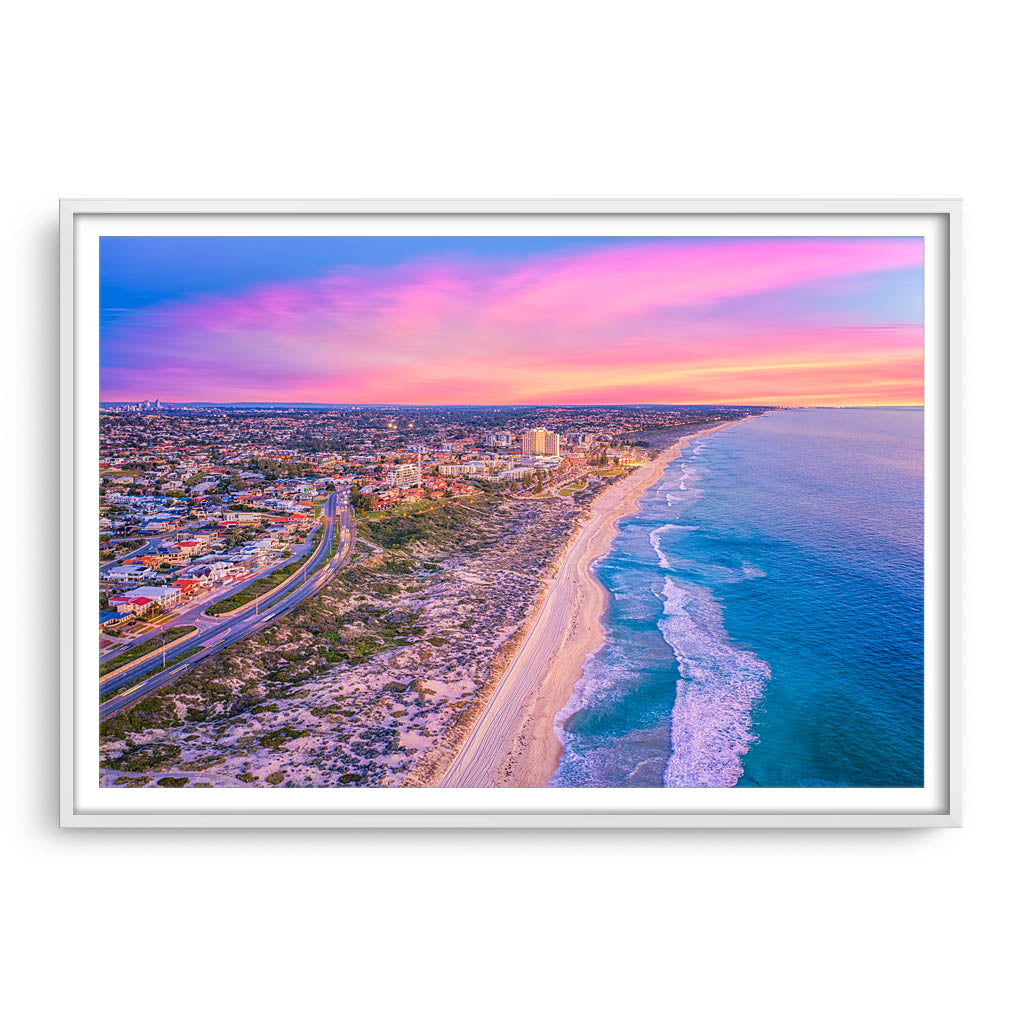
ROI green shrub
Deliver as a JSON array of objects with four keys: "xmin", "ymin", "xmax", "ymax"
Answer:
[
  {"xmin": 111, "ymin": 775, "xmax": 151, "ymax": 787},
  {"xmin": 102, "ymin": 741, "xmax": 181, "ymax": 772},
  {"xmin": 258, "ymin": 726, "xmax": 309, "ymax": 750}
]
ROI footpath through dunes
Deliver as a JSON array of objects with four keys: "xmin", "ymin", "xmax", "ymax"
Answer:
[{"xmin": 438, "ymin": 421, "xmax": 743, "ymax": 788}]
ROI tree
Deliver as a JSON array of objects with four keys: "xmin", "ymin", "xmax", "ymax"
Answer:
[{"xmin": 350, "ymin": 484, "xmax": 374, "ymax": 514}]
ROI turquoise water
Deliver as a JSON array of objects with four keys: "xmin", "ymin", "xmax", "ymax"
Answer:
[{"xmin": 551, "ymin": 408, "xmax": 924, "ymax": 788}]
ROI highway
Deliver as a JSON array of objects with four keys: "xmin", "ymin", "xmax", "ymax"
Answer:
[
  {"xmin": 99, "ymin": 492, "xmax": 354, "ymax": 721},
  {"xmin": 99, "ymin": 504, "xmax": 335, "ymax": 668}
]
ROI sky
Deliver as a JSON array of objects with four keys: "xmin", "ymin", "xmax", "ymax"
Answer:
[{"xmin": 100, "ymin": 235, "xmax": 924, "ymax": 406}]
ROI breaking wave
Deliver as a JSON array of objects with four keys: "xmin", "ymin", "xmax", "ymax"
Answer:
[
  {"xmin": 649, "ymin": 523, "xmax": 697, "ymax": 569},
  {"xmin": 658, "ymin": 576, "xmax": 770, "ymax": 787},
  {"xmin": 553, "ymin": 645, "xmax": 612, "ymax": 752},
  {"xmin": 662, "ymin": 458, "xmax": 698, "ymax": 504}
]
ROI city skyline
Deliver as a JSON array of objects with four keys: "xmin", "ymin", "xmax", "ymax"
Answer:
[{"xmin": 100, "ymin": 235, "xmax": 924, "ymax": 407}]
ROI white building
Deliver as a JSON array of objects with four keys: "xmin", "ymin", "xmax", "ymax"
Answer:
[
  {"xmin": 497, "ymin": 466, "xmax": 537, "ymax": 482},
  {"xmin": 437, "ymin": 463, "xmax": 478, "ymax": 478},
  {"xmin": 103, "ymin": 563, "xmax": 155, "ymax": 585},
  {"xmin": 121, "ymin": 585, "xmax": 182, "ymax": 608},
  {"xmin": 439, "ymin": 459, "xmax": 511, "ymax": 478},
  {"xmin": 386, "ymin": 462, "xmax": 422, "ymax": 489}
]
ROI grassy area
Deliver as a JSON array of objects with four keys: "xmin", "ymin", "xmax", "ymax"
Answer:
[
  {"xmin": 596, "ymin": 468, "xmax": 626, "ymax": 477},
  {"xmin": 99, "ymin": 540, "xmax": 142, "ymax": 564},
  {"xmin": 101, "ymin": 626, "xmax": 196, "ymax": 676},
  {"xmin": 558, "ymin": 481, "xmax": 586, "ymax": 495},
  {"xmin": 357, "ymin": 497, "xmax": 439, "ymax": 521},
  {"xmin": 101, "ymin": 647, "xmax": 202, "ymax": 704},
  {"xmin": 359, "ymin": 497, "xmax": 492, "ymax": 550},
  {"xmin": 206, "ymin": 530, "xmax": 323, "ymax": 616}
]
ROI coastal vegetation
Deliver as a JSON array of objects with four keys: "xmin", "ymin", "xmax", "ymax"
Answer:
[
  {"xmin": 99, "ymin": 489, "xmax": 582, "ymax": 787},
  {"xmin": 100, "ymin": 625, "xmax": 196, "ymax": 677}
]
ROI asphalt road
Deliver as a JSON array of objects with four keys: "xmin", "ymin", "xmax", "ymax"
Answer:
[
  {"xmin": 100, "ymin": 493, "xmax": 353, "ymax": 721},
  {"xmin": 99, "ymin": 507, "xmax": 332, "ymax": 667},
  {"xmin": 99, "ymin": 534, "xmax": 165, "ymax": 568}
]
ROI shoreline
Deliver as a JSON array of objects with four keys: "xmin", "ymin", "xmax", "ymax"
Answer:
[{"xmin": 438, "ymin": 419, "xmax": 744, "ymax": 788}]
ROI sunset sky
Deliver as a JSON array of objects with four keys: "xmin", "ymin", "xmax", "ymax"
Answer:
[{"xmin": 99, "ymin": 235, "xmax": 924, "ymax": 406}]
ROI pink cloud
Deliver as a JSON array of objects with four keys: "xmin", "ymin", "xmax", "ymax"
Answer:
[{"xmin": 102, "ymin": 237, "xmax": 923, "ymax": 406}]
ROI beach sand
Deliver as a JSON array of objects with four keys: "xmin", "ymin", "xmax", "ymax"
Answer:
[{"xmin": 438, "ymin": 421, "xmax": 741, "ymax": 788}]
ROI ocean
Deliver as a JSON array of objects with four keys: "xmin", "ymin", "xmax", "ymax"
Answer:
[{"xmin": 550, "ymin": 408, "xmax": 924, "ymax": 788}]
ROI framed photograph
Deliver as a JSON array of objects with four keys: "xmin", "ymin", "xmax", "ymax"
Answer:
[{"xmin": 60, "ymin": 199, "xmax": 960, "ymax": 827}]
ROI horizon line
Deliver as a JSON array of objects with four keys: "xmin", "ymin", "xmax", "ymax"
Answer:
[{"xmin": 99, "ymin": 400, "xmax": 924, "ymax": 410}]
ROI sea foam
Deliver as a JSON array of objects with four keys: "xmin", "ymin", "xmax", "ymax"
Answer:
[
  {"xmin": 662, "ymin": 459, "xmax": 697, "ymax": 504},
  {"xmin": 649, "ymin": 523, "xmax": 696, "ymax": 569},
  {"xmin": 658, "ymin": 576, "xmax": 769, "ymax": 787}
]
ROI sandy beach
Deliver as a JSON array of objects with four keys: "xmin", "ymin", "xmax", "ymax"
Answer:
[{"xmin": 439, "ymin": 421, "xmax": 742, "ymax": 788}]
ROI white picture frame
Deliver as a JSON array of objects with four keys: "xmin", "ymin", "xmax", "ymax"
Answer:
[{"xmin": 60, "ymin": 198, "xmax": 960, "ymax": 828}]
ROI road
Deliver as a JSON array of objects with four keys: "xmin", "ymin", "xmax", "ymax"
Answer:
[
  {"xmin": 100, "ymin": 534, "xmax": 166, "ymax": 568},
  {"xmin": 100, "ymin": 493, "xmax": 354, "ymax": 721},
  {"xmin": 99, "ymin": 506, "xmax": 334, "ymax": 667}
]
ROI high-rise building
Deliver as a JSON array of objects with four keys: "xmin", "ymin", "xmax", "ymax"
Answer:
[
  {"xmin": 488, "ymin": 431, "xmax": 513, "ymax": 448},
  {"xmin": 386, "ymin": 463, "xmax": 422, "ymax": 489},
  {"xmin": 522, "ymin": 428, "xmax": 560, "ymax": 457}
]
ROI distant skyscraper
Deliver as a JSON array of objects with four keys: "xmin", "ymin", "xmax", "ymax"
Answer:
[
  {"xmin": 488, "ymin": 431, "xmax": 513, "ymax": 448},
  {"xmin": 522, "ymin": 428, "xmax": 560, "ymax": 457}
]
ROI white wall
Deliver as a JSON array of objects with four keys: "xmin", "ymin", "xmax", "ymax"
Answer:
[{"xmin": 4, "ymin": 2, "xmax": 1019, "ymax": 1021}]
